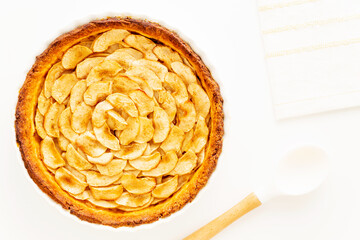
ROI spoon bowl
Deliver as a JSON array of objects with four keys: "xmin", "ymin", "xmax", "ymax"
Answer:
[{"xmin": 275, "ymin": 146, "xmax": 329, "ymax": 196}]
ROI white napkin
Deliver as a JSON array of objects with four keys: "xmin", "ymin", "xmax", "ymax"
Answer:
[{"xmin": 258, "ymin": 0, "xmax": 360, "ymax": 119}]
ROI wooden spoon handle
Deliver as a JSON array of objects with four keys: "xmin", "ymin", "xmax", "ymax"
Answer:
[{"xmin": 184, "ymin": 193, "xmax": 262, "ymax": 240}]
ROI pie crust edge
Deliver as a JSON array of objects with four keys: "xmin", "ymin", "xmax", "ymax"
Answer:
[{"xmin": 15, "ymin": 17, "xmax": 224, "ymax": 227}]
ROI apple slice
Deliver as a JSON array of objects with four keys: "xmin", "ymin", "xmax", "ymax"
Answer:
[
  {"xmin": 59, "ymin": 107, "xmax": 79, "ymax": 142},
  {"xmin": 62, "ymin": 45, "xmax": 92, "ymax": 69},
  {"xmin": 83, "ymin": 171, "xmax": 122, "ymax": 187},
  {"xmin": 55, "ymin": 167, "xmax": 87, "ymax": 195},
  {"xmin": 37, "ymin": 90, "xmax": 52, "ymax": 115},
  {"xmin": 44, "ymin": 62, "xmax": 65, "ymax": 98},
  {"xmin": 155, "ymin": 89, "xmax": 177, "ymax": 122},
  {"xmin": 71, "ymin": 102, "xmax": 93, "ymax": 134},
  {"xmin": 65, "ymin": 144, "xmax": 93, "ymax": 171},
  {"xmin": 182, "ymin": 129, "xmax": 194, "ymax": 152},
  {"xmin": 41, "ymin": 136, "xmax": 66, "ymax": 169},
  {"xmin": 143, "ymin": 142, "xmax": 160, "ymax": 156},
  {"xmin": 87, "ymin": 194, "xmax": 119, "ymax": 208},
  {"xmin": 112, "ymin": 75, "xmax": 140, "ymax": 94},
  {"xmin": 125, "ymin": 66, "xmax": 162, "ymax": 90},
  {"xmin": 93, "ymin": 123, "xmax": 120, "ymax": 150},
  {"xmin": 188, "ymin": 116, "xmax": 209, "ymax": 153},
  {"xmin": 35, "ymin": 109, "xmax": 47, "ymax": 139},
  {"xmin": 106, "ymin": 110, "xmax": 127, "ymax": 130},
  {"xmin": 129, "ymin": 90, "xmax": 155, "ymax": 116},
  {"xmin": 70, "ymin": 190, "xmax": 90, "ymax": 200},
  {"xmin": 52, "ymin": 73, "xmax": 78, "ymax": 104},
  {"xmin": 188, "ymin": 83, "xmax": 210, "ymax": 118},
  {"xmin": 107, "ymin": 93, "xmax": 138, "ymax": 117},
  {"xmin": 124, "ymin": 34, "xmax": 157, "ymax": 60},
  {"xmin": 171, "ymin": 61, "xmax": 197, "ymax": 85},
  {"xmin": 134, "ymin": 117, "xmax": 154, "ymax": 143},
  {"xmin": 92, "ymin": 29, "xmax": 130, "ymax": 52},
  {"xmin": 153, "ymin": 45, "xmax": 182, "ymax": 69},
  {"xmin": 120, "ymin": 174, "xmax": 156, "ymax": 194},
  {"xmin": 129, "ymin": 152, "xmax": 161, "ymax": 171},
  {"xmin": 152, "ymin": 175, "xmax": 178, "ymax": 198},
  {"xmin": 76, "ymin": 132, "xmax": 107, "ymax": 157},
  {"xmin": 115, "ymin": 192, "xmax": 152, "ymax": 208},
  {"xmin": 112, "ymin": 142, "xmax": 147, "ymax": 160},
  {"xmin": 105, "ymin": 48, "xmax": 143, "ymax": 68},
  {"xmin": 92, "ymin": 101, "xmax": 113, "ymax": 128},
  {"xmin": 152, "ymin": 106, "xmax": 170, "ymax": 143},
  {"xmin": 96, "ymin": 159, "xmax": 127, "ymax": 176},
  {"xmin": 119, "ymin": 117, "xmax": 140, "ymax": 145},
  {"xmin": 84, "ymin": 81, "xmax": 112, "ymax": 106},
  {"xmin": 44, "ymin": 102, "xmax": 65, "ymax": 138},
  {"xmin": 160, "ymin": 126, "xmax": 185, "ymax": 152},
  {"xmin": 163, "ymin": 72, "xmax": 188, "ymax": 105},
  {"xmin": 86, "ymin": 60, "xmax": 122, "ymax": 86},
  {"xmin": 177, "ymin": 101, "xmax": 196, "ymax": 133},
  {"xmin": 132, "ymin": 59, "xmax": 168, "ymax": 81},
  {"xmin": 169, "ymin": 150, "xmax": 197, "ymax": 175},
  {"xmin": 76, "ymin": 57, "xmax": 104, "ymax": 79},
  {"xmin": 69, "ymin": 80, "xmax": 87, "ymax": 112},
  {"xmin": 90, "ymin": 185, "xmax": 123, "ymax": 200},
  {"xmin": 142, "ymin": 151, "xmax": 178, "ymax": 177},
  {"xmin": 57, "ymin": 134, "xmax": 70, "ymax": 151},
  {"xmin": 87, "ymin": 152, "xmax": 113, "ymax": 165}
]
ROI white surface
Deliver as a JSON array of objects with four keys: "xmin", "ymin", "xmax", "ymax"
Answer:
[
  {"xmin": 1, "ymin": 0, "xmax": 359, "ymax": 239},
  {"xmin": 258, "ymin": 0, "xmax": 360, "ymax": 119}
]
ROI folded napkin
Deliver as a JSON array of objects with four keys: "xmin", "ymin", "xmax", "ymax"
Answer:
[{"xmin": 258, "ymin": 0, "xmax": 360, "ymax": 119}]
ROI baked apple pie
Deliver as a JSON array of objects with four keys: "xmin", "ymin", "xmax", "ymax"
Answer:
[{"xmin": 15, "ymin": 17, "xmax": 224, "ymax": 227}]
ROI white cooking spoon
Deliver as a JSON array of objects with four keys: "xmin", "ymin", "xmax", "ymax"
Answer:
[{"xmin": 184, "ymin": 146, "xmax": 329, "ymax": 240}]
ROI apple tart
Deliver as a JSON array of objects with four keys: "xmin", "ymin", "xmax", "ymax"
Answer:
[{"xmin": 15, "ymin": 17, "xmax": 224, "ymax": 227}]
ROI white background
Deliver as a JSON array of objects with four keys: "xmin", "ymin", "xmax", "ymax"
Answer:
[{"xmin": 1, "ymin": 0, "xmax": 359, "ymax": 239}]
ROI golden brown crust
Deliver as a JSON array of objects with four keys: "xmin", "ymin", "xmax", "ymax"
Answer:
[{"xmin": 15, "ymin": 17, "xmax": 224, "ymax": 227}]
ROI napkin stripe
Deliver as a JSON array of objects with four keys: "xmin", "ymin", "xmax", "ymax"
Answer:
[
  {"xmin": 274, "ymin": 90, "xmax": 360, "ymax": 119},
  {"xmin": 266, "ymin": 37, "xmax": 360, "ymax": 58},
  {"xmin": 262, "ymin": 13, "xmax": 360, "ymax": 35},
  {"xmin": 258, "ymin": 0, "xmax": 318, "ymax": 12},
  {"xmin": 274, "ymin": 89, "xmax": 360, "ymax": 106}
]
